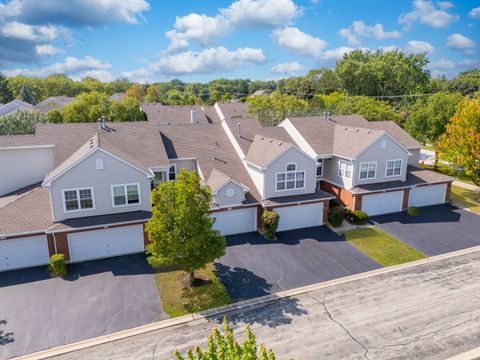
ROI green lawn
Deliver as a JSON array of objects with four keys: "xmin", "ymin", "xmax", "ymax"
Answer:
[
  {"xmin": 450, "ymin": 185, "xmax": 480, "ymax": 214},
  {"xmin": 154, "ymin": 263, "xmax": 231, "ymax": 317},
  {"xmin": 346, "ymin": 227, "xmax": 426, "ymax": 266}
]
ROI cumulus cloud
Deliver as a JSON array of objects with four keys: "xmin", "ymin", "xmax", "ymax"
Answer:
[
  {"xmin": 121, "ymin": 68, "xmax": 151, "ymax": 84},
  {"xmin": 151, "ymin": 47, "xmax": 266, "ymax": 76},
  {"xmin": 2, "ymin": 56, "xmax": 114, "ymax": 81},
  {"xmin": 437, "ymin": 1, "xmax": 454, "ymax": 10},
  {"xmin": 399, "ymin": 0, "xmax": 458, "ymax": 29},
  {"xmin": 339, "ymin": 21, "xmax": 402, "ymax": 46},
  {"xmin": 405, "ymin": 40, "xmax": 435, "ymax": 54},
  {"xmin": 322, "ymin": 47, "xmax": 356, "ymax": 61},
  {"xmin": 272, "ymin": 27, "xmax": 327, "ymax": 58},
  {"xmin": 0, "ymin": 0, "xmax": 149, "ymax": 64},
  {"xmin": 270, "ymin": 62, "xmax": 304, "ymax": 74},
  {"xmin": 470, "ymin": 7, "xmax": 480, "ymax": 19},
  {"xmin": 446, "ymin": 33, "xmax": 476, "ymax": 51},
  {"xmin": 165, "ymin": 0, "xmax": 301, "ymax": 50}
]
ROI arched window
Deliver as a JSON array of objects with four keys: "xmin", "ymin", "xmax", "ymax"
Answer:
[{"xmin": 286, "ymin": 163, "xmax": 296, "ymax": 171}]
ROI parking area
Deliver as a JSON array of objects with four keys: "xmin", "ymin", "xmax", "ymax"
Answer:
[
  {"xmin": 0, "ymin": 254, "xmax": 166, "ymax": 359},
  {"xmin": 215, "ymin": 226, "xmax": 382, "ymax": 302},
  {"xmin": 372, "ymin": 204, "xmax": 480, "ymax": 256}
]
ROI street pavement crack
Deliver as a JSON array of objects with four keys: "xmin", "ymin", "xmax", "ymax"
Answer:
[{"xmin": 311, "ymin": 292, "xmax": 370, "ymax": 360}]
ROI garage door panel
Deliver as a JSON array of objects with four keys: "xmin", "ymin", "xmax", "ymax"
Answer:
[
  {"xmin": 362, "ymin": 191, "xmax": 404, "ymax": 216},
  {"xmin": 212, "ymin": 208, "xmax": 256, "ymax": 236},
  {"xmin": 276, "ymin": 203, "xmax": 324, "ymax": 232},
  {"xmin": 409, "ymin": 184, "xmax": 446, "ymax": 207},
  {"xmin": 69, "ymin": 225, "xmax": 145, "ymax": 263},
  {"xmin": 0, "ymin": 236, "xmax": 50, "ymax": 271}
]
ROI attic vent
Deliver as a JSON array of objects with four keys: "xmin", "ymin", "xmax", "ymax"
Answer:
[
  {"xmin": 269, "ymin": 139, "xmax": 273, "ymax": 143},
  {"xmin": 89, "ymin": 139, "xmax": 95, "ymax": 148},
  {"xmin": 96, "ymin": 158, "xmax": 104, "ymax": 170},
  {"xmin": 355, "ymin": 129, "xmax": 359, "ymax": 132},
  {"xmin": 344, "ymin": 127, "xmax": 348, "ymax": 130},
  {"xmin": 278, "ymin": 142, "xmax": 282, "ymax": 145},
  {"xmin": 260, "ymin": 137, "xmax": 264, "ymax": 140},
  {"xmin": 367, "ymin": 130, "xmax": 371, "ymax": 134}
]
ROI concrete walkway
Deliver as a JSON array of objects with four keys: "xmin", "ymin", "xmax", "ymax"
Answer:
[{"xmin": 43, "ymin": 250, "xmax": 480, "ymax": 360}]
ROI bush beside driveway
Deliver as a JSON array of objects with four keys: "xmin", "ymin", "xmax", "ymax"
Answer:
[
  {"xmin": 215, "ymin": 226, "xmax": 382, "ymax": 302},
  {"xmin": 0, "ymin": 254, "xmax": 166, "ymax": 359},
  {"xmin": 372, "ymin": 204, "xmax": 480, "ymax": 256}
]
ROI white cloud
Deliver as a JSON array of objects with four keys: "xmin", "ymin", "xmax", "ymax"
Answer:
[
  {"xmin": 270, "ymin": 62, "xmax": 304, "ymax": 74},
  {"xmin": 151, "ymin": 47, "xmax": 266, "ymax": 76},
  {"xmin": 322, "ymin": 46, "xmax": 355, "ymax": 61},
  {"xmin": 470, "ymin": 7, "xmax": 480, "ymax": 19},
  {"xmin": 0, "ymin": 21, "xmax": 68, "ymax": 42},
  {"xmin": 272, "ymin": 27, "xmax": 327, "ymax": 58},
  {"xmin": 339, "ymin": 21, "xmax": 402, "ymax": 46},
  {"xmin": 399, "ymin": 0, "xmax": 458, "ymax": 28},
  {"xmin": 430, "ymin": 59, "xmax": 455, "ymax": 70},
  {"xmin": 2, "ymin": 56, "xmax": 114, "ymax": 81},
  {"xmin": 446, "ymin": 33, "xmax": 476, "ymax": 50},
  {"xmin": 121, "ymin": 68, "xmax": 151, "ymax": 83},
  {"xmin": 405, "ymin": 40, "xmax": 436, "ymax": 54},
  {"xmin": 437, "ymin": 1, "xmax": 454, "ymax": 10},
  {"xmin": 35, "ymin": 44, "xmax": 64, "ymax": 56},
  {"xmin": 165, "ymin": 0, "xmax": 301, "ymax": 49}
]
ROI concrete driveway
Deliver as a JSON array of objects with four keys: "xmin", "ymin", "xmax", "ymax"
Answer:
[
  {"xmin": 372, "ymin": 204, "xmax": 480, "ymax": 256},
  {"xmin": 0, "ymin": 254, "xmax": 165, "ymax": 359},
  {"xmin": 215, "ymin": 226, "xmax": 381, "ymax": 302}
]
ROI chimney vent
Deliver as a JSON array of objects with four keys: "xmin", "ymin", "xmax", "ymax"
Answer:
[
  {"xmin": 326, "ymin": 112, "xmax": 331, "ymax": 120},
  {"xmin": 236, "ymin": 122, "xmax": 241, "ymax": 138},
  {"xmin": 98, "ymin": 115, "xmax": 106, "ymax": 130},
  {"xmin": 191, "ymin": 108, "xmax": 197, "ymax": 124},
  {"xmin": 323, "ymin": 111, "xmax": 327, "ymax": 119}
]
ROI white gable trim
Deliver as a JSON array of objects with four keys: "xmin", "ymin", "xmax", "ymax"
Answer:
[
  {"xmin": 278, "ymin": 118, "xmax": 317, "ymax": 159},
  {"xmin": 42, "ymin": 148, "xmax": 152, "ymax": 187},
  {"xmin": 352, "ymin": 132, "xmax": 411, "ymax": 161},
  {"xmin": 0, "ymin": 144, "xmax": 55, "ymax": 151}
]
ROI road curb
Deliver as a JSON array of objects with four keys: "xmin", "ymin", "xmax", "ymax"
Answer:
[{"xmin": 12, "ymin": 244, "xmax": 480, "ymax": 360}]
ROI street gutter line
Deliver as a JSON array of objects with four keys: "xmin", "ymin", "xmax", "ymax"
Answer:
[{"xmin": 12, "ymin": 244, "xmax": 480, "ymax": 360}]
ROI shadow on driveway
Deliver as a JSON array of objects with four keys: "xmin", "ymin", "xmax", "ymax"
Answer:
[
  {"xmin": 215, "ymin": 226, "xmax": 381, "ymax": 303},
  {"xmin": 372, "ymin": 204, "xmax": 480, "ymax": 256}
]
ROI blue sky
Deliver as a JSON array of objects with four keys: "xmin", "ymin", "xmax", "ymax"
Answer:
[{"xmin": 0, "ymin": 0, "xmax": 479, "ymax": 83}]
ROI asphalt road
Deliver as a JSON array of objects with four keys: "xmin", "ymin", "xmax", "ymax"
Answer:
[
  {"xmin": 216, "ymin": 226, "xmax": 381, "ymax": 302},
  {"xmin": 0, "ymin": 254, "xmax": 165, "ymax": 360},
  {"xmin": 50, "ymin": 250, "xmax": 480, "ymax": 360}
]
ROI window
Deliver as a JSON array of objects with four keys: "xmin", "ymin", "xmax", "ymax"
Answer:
[
  {"xmin": 338, "ymin": 161, "xmax": 353, "ymax": 179},
  {"xmin": 386, "ymin": 160, "xmax": 402, "ymax": 177},
  {"xmin": 112, "ymin": 184, "xmax": 140, "ymax": 207},
  {"xmin": 63, "ymin": 188, "xmax": 94, "ymax": 212},
  {"xmin": 316, "ymin": 159, "xmax": 323, "ymax": 177},
  {"xmin": 359, "ymin": 162, "xmax": 376, "ymax": 180},
  {"xmin": 169, "ymin": 165, "xmax": 176, "ymax": 181},
  {"xmin": 276, "ymin": 163, "xmax": 306, "ymax": 191},
  {"xmin": 152, "ymin": 171, "xmax": 166, "ymax": 188}
]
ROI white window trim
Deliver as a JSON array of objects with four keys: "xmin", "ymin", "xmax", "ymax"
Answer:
[
  {"xmin": 275, "ymin": 163, "xmax": 306, "ymax": 192},
  {"xmin": 359, "ymin": 161, "xmax": 377, "ymax": 180},
  {"xmin": 152, "ymin": 170, "xmax": 167, "ymax": 186},
  {"xmin": 62, "ymin": 187, "xmax": 96, "ymax": 213},
  {"xmin": 316, "ymin": 158, "xmax": 323, "ymax": 178},
  {"xmin": 169, "ymin": 164, "xmax": 177, "ymax": 181},
  {"xmin": 385, "ymin": 159, "xmax": 403, "ymax": 177},
  {"xmin": 338, "ymin": 160, "xmax": 353, "ymax": 179},
  {"xmin": 111, "ymin": 183, "xmax": 142, "ymax": 208}
]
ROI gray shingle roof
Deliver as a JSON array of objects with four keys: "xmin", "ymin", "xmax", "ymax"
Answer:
[
  {"xmin": 142, "ymin": 104, "xmax": 218, "ymax": 125},
  {"xmin": 245, "ymin": 135, "xmax": 293, "ymax": 168},
  {"xmin": 34, "ymin": 96, "xmax": 75, "ymax": 113}
]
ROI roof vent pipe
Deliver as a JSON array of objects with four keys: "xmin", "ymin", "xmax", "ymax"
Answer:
[
  {"xmin": 211, "ymin": 145, "xmax": 216, "ymax": 160},
  {"xmin": 237, "ymin": 122, "xmax": 241, "ymax": 138},
  {"xmin": 98, "ymin": 115, "xmax": 106, "ymax": 129},
  {"xmin": 326, "ymin": 112, "xmax": 331, "ymax": 120},
  {"xmin": 191, "ymin": 108, "xmax": 197, "ymax": 124},
  {"xmin": 323, "ymin": 111, "xmax": 327, "ymax": 120}
]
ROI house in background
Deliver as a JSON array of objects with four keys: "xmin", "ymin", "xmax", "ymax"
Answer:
[
  {"xmin": 0, "ymin": 100, "xmax": 33, "ymax": 116},
  {"xmin": 0, "ymin": 102, "xmax": 452, "ymax": 272},
  {"xmin": 34, "ymin": 96, "xmax": 75, "ymax": 113}
]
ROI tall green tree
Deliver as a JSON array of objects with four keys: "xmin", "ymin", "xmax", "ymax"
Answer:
[
  {"xmin": 108, "ymin": 96, "xmax": 144, "ymax": 121},
  {"xmin": 447, "ymin": 69, "xmax": 480, "ymax": 96},
  {"xmin": 175, "ymin": 317, "xmax": 275, "ymax": 360},
  {"xmin": 144, "ymin": 85, "xmax": 162, "ymax": 103},
  {"xmin": 438, "ymin": 95, "xmax": 480, "ymax": 186},
  {"xmin": 247, "ymin": 92, "xmax": 309, "ymax": 126},
  {"xmin": 62, "ymin": 91, "xmax": 109, "ymax": 123},
  {"xmin": 146, "ymin": 170, "xmax": 226, "ymax": 285},
  {"xmin": 0, "ymin": 72, "xmax": 14, "ymax": 104},
  {"xmin": 405, "ymin": 92, "xmax": 463, "ymax": 168}
]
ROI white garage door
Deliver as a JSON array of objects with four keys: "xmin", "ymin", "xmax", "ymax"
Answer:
[
  {"xmin": 212, "ymin": 207, "xmax": 257, "ymax": 236},
  {"xmin": 362, "ymin": 191, "xmax": 404, "ymax": 216},
  {"xmin": 0, "ymin": 236, "xmax": 49, "ymax": 271},
  {"xmin": 409, "ymin": 184, "xmax": 447, "ymax": 207},
  {"xmin": 69, "ymin": 225, "xmax": 145, "ymax": 263},
  {"xmin": 276, "ymin": 202, "xmax": 324, "ymax": 232}
]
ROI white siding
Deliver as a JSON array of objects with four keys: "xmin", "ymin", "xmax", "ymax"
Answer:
[
  {"xmin": 50, "ymin": 150, "xmax": 151, "ymax": 222},
  {"xmin": 0, "ymin": 236, "xmax": 50, "ymax": 271},
  {"xmin": 323, "ymin": 156, "xmax": 354, "ymax": 190},
  {"xmin": 276, "ymin": 203, "xmax": 324, "ymax": 231},
  {"xmin": 214, "ymin": 181, "xmax": 246, "ymax": 207},
  {"xmin": 409, "ymin": 184, "xmax": 447, "ymax": 207},
  {"xmin": 361, "ymin": 191, "xmax": 404, "ymax": 216},
  {"xmin": 246, "ymin": 163, "xmax": 264, "ymax": 199},
  {"xmin": 0, "ymin": 147, "xmax": 54, "ymax": 195},
  {"xmin": 211, "ymin": 207, "xmax": 256, "ymax": 235}
]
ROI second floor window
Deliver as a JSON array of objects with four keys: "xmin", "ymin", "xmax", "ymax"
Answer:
[
  {"xmin": 276, "ymin": 163, "xmax": 305, "ymax": 191},
  {"xmin": 112, "ymin": 184, "xmax": 140, "ymax": 207},
  {"xmin": 386, "ymin": 160, "xmax": 402, "ymax": 177},
  {"xmin": 359, "ymin": 162, "xmax": 376, "ymax": 180},
  {"xmin": 338, "ymin": 161, "xmax": 353, "ymax": 179},
  {"xmin": 63, "ymin": 188, "xmax": 94, "ymax": 212},
  {"xmin": 169, "ymin": 165, "xmax": 177, "ymax": 181},
  {"xmin": 316, "ymin": 159, "xmax": 323, "ymax": 177}
]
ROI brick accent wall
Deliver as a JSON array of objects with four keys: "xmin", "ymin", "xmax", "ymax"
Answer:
[
  {"xmin": 445, "ymin": 182, "xmax": 452, "ymax": 202},
  {"xmin": 322, "ymin": 200, "xmax": 330, "ymax": 224},
  {"xmin": 47, "ymin": 234, "xmax": 55, "ymax": 257},
  {"xmin": 354, "ymin": 195, "xmax": 362, "ymax": 210},
  {"xmin": 320, "ymin": 181, "xmax": 355, "ymax": 210},
  {"xmin": 402, "ymin": 188, "xmax": 410, "ymax": 210},
  {"xmin": 54, "ymin": 232, "xmax": 70, "ymax": 261}
]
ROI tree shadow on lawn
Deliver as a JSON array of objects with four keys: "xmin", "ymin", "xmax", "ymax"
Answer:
[
  {"xmin": 212, "ymin": 263, "xmax": 308, "ymax": 327},
  {"xmin": 0, "ymin": 320, "xmax": 15, "ymax": 346}
]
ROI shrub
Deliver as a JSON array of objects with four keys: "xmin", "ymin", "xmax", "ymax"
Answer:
[
  {"xmin": 349, "ymin": 210, "xmax": 369, "ymax": 225},
  {"xmin": 329, "ymin": 206, "xmax": 345, "ymax": 227},
  {"xmin": 262, "ymin": 209, "xmax": 279, "ymax": 240},
  {"xmin": 407, "ymin": 206, "xmax": 420, "ymax": 216},
  {"xmin": 48, "ymin": 254, "xmax": 67, "ymax": 277}
]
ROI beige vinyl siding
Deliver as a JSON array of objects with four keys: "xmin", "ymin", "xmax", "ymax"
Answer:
[{"xmin": 50, "ymin": 150, "xmax": 151, "ymax": 222}]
